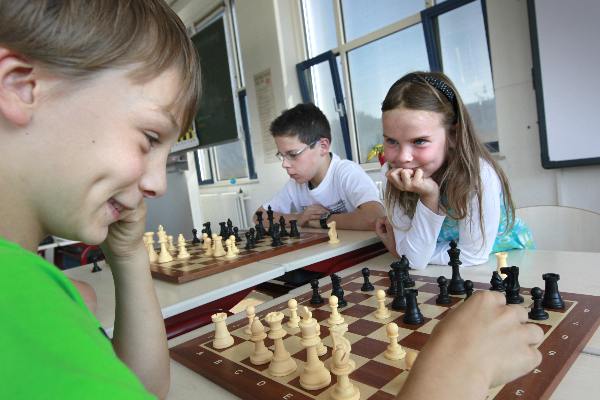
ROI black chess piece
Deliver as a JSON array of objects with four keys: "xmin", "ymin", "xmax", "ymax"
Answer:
[
  {"xmin": 398, "ymin": 255, "xmax": 414, "ymax": 287},
  {"xmin": 249, "ymin": 228, "xmax": 257, "ymax": 248},
  {"xmin": 254, "ymin": 223, "xmax": 264, "ymax": 241},
  {"xmin": 529, "ymin": 287, "xmax": 549, "ymax": 320},
  {"xmin": 255, "ymin": 211, "xmax": 267, "ymax": 236},
  {"xmin": 270, "ymin": 223, "xmax": 283, "ymax": 247},
  {"xmin": 244, "ymin": 231, "xmax": 252, "ymax": 250},
  {"xmin": 436, "ymin": 276, "xmax": 452, "ymax": 305},
  {"xmin": 447, "ymin": 240, "xmax": 465, "ymax": 295},
  {"xmin": 233, "ymin": 227, "xmax": 242, "ymax": 242},
  {"xmin": 361, "ymin": 268, "xmax": 374, "ymax": 291},
  {"xmin": 202, "ymin": 221, "xmax": 212, "ymax": 238},
  {"xmin": 403, "ymin": 289, "xmax": 424, "ymax": 325},
  {"xmin": 489, "ymin": 271, "xmax": 505, "ymax": 291},
  {"xmin": 464, "ymin": 280, "xmax": 474, "ymax": 299},
  {"xmin": 310, "ymin": 279, "xmax": 324, "ymax": 305},
  {"xmin": 191, "ymin": 228, "xmax": 201, "ymax": 244},
  {"xmin": 542, "ymin": 273, "xmax": 565, "ymax": 310},
  {"xmin": 502, "ymin": 266, "xmax": 524, "ymax": 304},
  {"xmin": 91, "ymin": 257, "xmax": 102, "ymax": 273},
  {"xmin": 266, "ymin": 205, "xmax": 275, "ymax": 237},
  {"xmin": 330, "ymin": 274, "xmax": 347, "ymax": 307},
  {"xmin": 289, "ymin": 220, "xmax": 300, "ymax": 238},
  {"xmin": 391, "ymin": 278, "xmax": 407, "ymax": 311},
  {"xmin": 279, "ymin": 216, "xmax": 289, "ymax": 237},
  {"xmin": 226, "ymin": 218, "xmax": 234, "ymax": 237},
  {"xmin": 219, "ymin": 221, "xmax": 228, "ymax": 238},
  {"xmin": 386, "ymin": 269, "xmax": 398, "ymax": 296}
]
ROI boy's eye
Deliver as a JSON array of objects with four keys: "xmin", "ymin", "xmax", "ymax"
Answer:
[{"xmin": 144, "ymin": 132, "xmax": 161, "ymax": 147}]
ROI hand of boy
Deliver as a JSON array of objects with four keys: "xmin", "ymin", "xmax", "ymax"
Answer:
[
  {"xmin": 100, "ymin": 199, "xmax": 147, "ymax": 264},
  {"xmin": 299, "ymin": 204, "xmax": 329, "ymax": 226},
  {"xmin": 401, "ymin": 291, "xmax": 543, "ymax": 399}
]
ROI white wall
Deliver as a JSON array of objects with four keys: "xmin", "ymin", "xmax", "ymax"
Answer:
[{"xmin": 173, "ymin": 0, "xmax": 600, "ymax": 227}]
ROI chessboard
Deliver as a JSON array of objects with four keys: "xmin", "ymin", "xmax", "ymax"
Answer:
[
  {"xmin": 150, "ymin": 231, "xmax": 329, "ymax": 284},
  {"xmin": 171, "ymin": 269, "xmax": 600, "ymax": 400}
]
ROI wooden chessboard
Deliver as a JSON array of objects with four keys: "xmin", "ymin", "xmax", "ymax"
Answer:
[
  {"xmin": 171, "ymin": 270, "xmax": 600, "ymax": 399},
  {"xmin": 150, "ymin": 232, "xmax": 329, "ymax": 284}
]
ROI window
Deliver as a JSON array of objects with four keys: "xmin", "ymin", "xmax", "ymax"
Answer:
[
  {"xmin": 193, "ymin": 0, "xmax": 256, "ymax": 185},
  {"xmin": 299, "ymin": 0, "xmax": 498, "ymax": 164}
]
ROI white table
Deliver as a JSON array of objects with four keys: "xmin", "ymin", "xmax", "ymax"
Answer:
[
  {"xmin": 166, "ymin": 250, "xmax": 600, "ymax": 400},
  {"xmin": 64, "ymin": 229, "xmax": 380, "ymax": 335}
]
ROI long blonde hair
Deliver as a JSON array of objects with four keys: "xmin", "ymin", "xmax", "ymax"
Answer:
[
  {"xmin": 0, "ymin": 0, "xmax": 201, "ymax": 133},
  {"xmin": 381, "ymin": 71, "xmax": 514, "ymax": 238}
]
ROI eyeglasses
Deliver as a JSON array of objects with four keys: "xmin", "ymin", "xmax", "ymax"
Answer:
[{"xmin": 275, "ymin": 140, "xmax": 319, "ymax": 162}]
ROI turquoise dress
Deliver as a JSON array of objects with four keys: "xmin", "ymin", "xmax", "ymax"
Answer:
[{"xmin": 437, "ymin": 198, "xmax": 535, "ymax": 253}]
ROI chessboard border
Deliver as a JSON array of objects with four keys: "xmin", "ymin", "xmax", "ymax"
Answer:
[{"xmin": 150, "ymin": 232, "xmax": 330, "ymax": 284}]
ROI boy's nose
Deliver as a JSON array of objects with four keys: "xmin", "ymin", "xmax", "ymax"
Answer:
[
  {"xmin": 281, "ymin": 158, "xmax": 292, "ymax": 169},
  {"xmin": 140, "ymin": 159, "xmax": 167, "ymax": 198}
]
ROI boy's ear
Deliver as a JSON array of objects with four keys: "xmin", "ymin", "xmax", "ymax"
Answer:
[
  {"xmin": 318, "ymin": 138, "xmax": 331, "ymax": 154},
  {"xmin": 0, "ymin": 48, "xmax": 36, "ymax": 127}
]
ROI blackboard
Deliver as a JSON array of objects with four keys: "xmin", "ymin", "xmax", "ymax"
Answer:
[
  {"xmin": 191, "ymin": 18, "xmax": 239, "ymax": 148},
  {"xmin": 528, "ymin": 0, "xmax": 600, "ymax": 168}
]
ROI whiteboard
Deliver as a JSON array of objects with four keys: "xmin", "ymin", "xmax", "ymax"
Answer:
[{"xmin": 528, "ymin": 0, "xmax": 600, "ymax": 168}]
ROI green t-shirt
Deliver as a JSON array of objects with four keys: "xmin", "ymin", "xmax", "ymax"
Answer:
[{"xmin": 0, "ymin": 238, "xmax": 155, "ymax": 399}]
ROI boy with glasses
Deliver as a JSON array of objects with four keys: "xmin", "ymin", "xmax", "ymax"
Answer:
[{"xmin": 255, "ymin": 103, "xmax": 384, "ymax": 231}]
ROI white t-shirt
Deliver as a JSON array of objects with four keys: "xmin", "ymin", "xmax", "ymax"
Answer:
[
  {"xmin": 264, "ymin": 153, "xmax": 382, "ymax": 215},
  {"xmin": 386, "ymin": 159, "xmax": 502, "ymax": 269}
]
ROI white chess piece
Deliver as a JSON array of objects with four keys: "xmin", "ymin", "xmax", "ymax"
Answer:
[
  {"xmin": 213, "ymin": 236, "xmax": 226, "ymax": 257},
  {"xmin": 496, "ymin": 252, "xmax": 508, "ymax": 278},
  {"xmin": 384, "ymin": 322, "xmax": 406, "ymax": 360},
  {"xmin": 229, "ymin": 235, "xmax": 240, "ymax": 254},
  {"xmin": 201, "ymin": 233, "xmax": 209, "ymax": 250},
  {"xmin": 144, "ymin": 232, "xmax": 158, "ymax": 263},
  {"xmin": 157, "ymin": 234, "xmax": 173, "ymax": 263},
  {"xmin": 330, "ymin": 344, "xmax": 359, "ymax": 400},
  {"xmin": 157, "ymin": 225, "xmax": 166, "ymax": 242},
  {"xmin": 244, "ymin": 305, "xmax": 256, "ymax": 335},
  {"xmin": 167, "ymin": 235, "xmax": 176, "ymax": 255},
  {"xmin": 286, "ymin": 299, "xmax": 300, "ymax": 328},
  {"xmin": 225, "ymin": 238, "xmax": 237, "ymax": 259},
  {"xmin": 176, "ymin": 234, "xmax": 190, "ymax": 259},
  {"xmin": 204, "ymin": 236, "xmax": 213, "ymax": 256},
  {"xmin": 249, "ymin": 317, "xmax": 273, "ymax": 365},
  {"xmin": 327, "ymin": 295, "xmax": 345, "ymax": 325},
  {"xmin": 265, "ymin": 311, "xmax": 297, "ymax": 377},
  {"xmin": 327, "ymin": 221, "xmax": 340, "ymax": 244},
  {"xmin": 211, "ymin": 312, "xmax": 234, "ymax": 349},
  {"xmin": 298, "ymin": 308, "xmax": 331, "ymax": 390},
  {"xmin": 374, "ymin": 289, "xmax": 391, "ymax": 319}
]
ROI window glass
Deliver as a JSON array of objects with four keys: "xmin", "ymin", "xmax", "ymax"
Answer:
[
  {"xmin": 196, "ymin": 148, "xmax": 213, "ymax": 183},
  {"xmin": 300, "ymin": 61, "xmax": 347, "ymax": 159},
  {"xmin": 302, "ymin": 0, "xmax": 338, "ymax": 57},
  {"xmin": 214, "ymin": 140, "xmax": 248, "ymax": 181},
  {"xmin": 341, "ymin": 0, "xmax": 424, "ymax": 42},
  {"xmin": 348, "ymin": 25, "xmax": 430, "ymax": 163},
  {"xmin": 438, "ymin": 1, "xmax": 497, "ymax": 144}
]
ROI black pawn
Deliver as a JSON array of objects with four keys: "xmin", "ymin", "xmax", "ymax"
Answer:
[
  {"xmin": 403, "ymin": 289, "xmax": 424, "ymax": 325},
  {"xmin": 436, "ymin": 276, "xmax": 452, "ymax": 305},
  {"xmin": 331, "ymin": 273, "xmax": 341, "ymax": 293},
  {"xmin": 289, "ymin": 220, "xmax": 300, "ymax": 238},
  {"xmin": 361, "ymin": 268, "xmax": 374, "ymax": 291},
  {"xmin": 192, "ymin": 228, "xmax": 201, "ymax": 244},
  {"xmin": 279, "ymin": 216, "xmax": 289, "ymax": 237},
  {"xmin": 489, "ymin": 271, "xmax": 505, "ymax": 291},
  {"xmin": 249, "ymin": 228, "xmax": 257, "ymax": 248},
  {"xmin": 391, "ymin": 278, "xmax": 406, "ymax": 311},
  {"xmin": 310, "ymin": 279, "xmax": 324, "ymax": 305},
  {"xmin": 331, "ymin": 274, "xmax": 347, "ymax": 307},
  {"xmin": 529, "ymin": 287, "xmax": 549, "ymax": 320},
  {"xmin": 270, "ymin": 223, "xmax": 283, "ymax": 247},
  {"xmin": 465, "ymin": 280, "xmax": 474, "ymax": 299},
  {"xmin": 233, "ymin": 227, "xmax": 242, "ymax": 242},
  {"xmin": 91, "ymin": 258, "xmax": 102, "ymax": 273},
  {"xmin": 244, "ymin": 232, "xmax": 252, "ymax": 250},
  {"xmin": 542, "ymin": 273, "xmax": 565, "ymax": 310}
]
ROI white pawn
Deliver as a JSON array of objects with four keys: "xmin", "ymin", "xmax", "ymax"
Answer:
[
  {"xmin": 213, "ymin": 235, "xmax": 226, "ymax": 257},
  {"xmin": 249, "ymin": 317, "xmax": 273, "ymax": 365},
  {"xmin": 157, "ymin": 234, "xmax": 173, "ymax": 263},
  {"xmin": 211, "ymin": 312, "xmax": 234, "ymax": 349},
  {"xmin": 167, "ymin": 235, "xmax": 176, "ymax": 255},
  {"xmin": 144, "ymin": 232, "xmax": 158, "ymax": 263},
  {"xmin": 244, "ymin": 305, "xmax": 256, "ymax": 335},
  {"xmin": 176, "ymin": 234, "xmax": 190, "ymax": 259},
  {"xmin": 204, "ymin": 236, "xmax": 213, "ymax": 256},
  {"xmin": 496, "ymin": 251, "xmax": 508, "ymax": 278},
  {"xmin": 229, "ymin": 235, "xmax": 240, "ymax": 254},
  {"xmin": 330, "ymin": 344, "xmax": 359, "ymax": 400},
  {"xmin": 201, "ymin": 233, "xmax": 209, "ymax": 250},
  {"xmin": 157, "ymin": 224, "xmax": 167, "ymax": 244},
  {"xmin": 287, "ymin": 299, "xmax": 300, "ymax": 328},
  {"xmin": 225, "ymin": 238, "xmax": 237, "ymax": 259},
  {"xmin": 327, "ymin": 221, "xmax": 340, "ymax": 244},
  {"xmin": 211, "ymin": 233, "xmax": 218, "ymax": 252},
  {"xmin": 327, "ymin": 295, "xmax": 345, "ymax": 325},
  {"xmin": 374, "ymin": 289, "xmax": 391, "ymax": 319},
  {"xmin": 384, "ymin": 322, "xmax": 406, "ymax": 360}
]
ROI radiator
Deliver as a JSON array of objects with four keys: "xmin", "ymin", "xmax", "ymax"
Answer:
[{"xmin": 198, "ymin": 191, "xmax": 251, "ymax": 230}]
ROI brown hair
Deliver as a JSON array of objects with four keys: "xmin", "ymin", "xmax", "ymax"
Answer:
[
  {"xmin": 381, "ymin": 71, "xmax": 515, "ymax": 240},
  {"xmin": 0, "ymin": 0, "xmax": 201, "ymax": 134}
]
